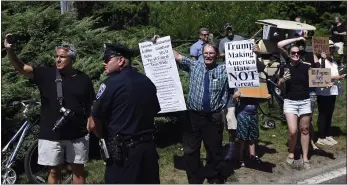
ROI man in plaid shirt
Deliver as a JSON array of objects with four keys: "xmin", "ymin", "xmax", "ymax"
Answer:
[{"xmin": 172, "ymin": 43, "xmax": 230, "ymax": 184}]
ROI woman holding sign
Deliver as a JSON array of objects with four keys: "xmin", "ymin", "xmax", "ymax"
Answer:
[
  {"xmin": 277, "ymin": 38, "xmax": 320, "ymax": 170},
  {"xmin": 315, "ymin": 40, "xmax": 346, "ymax": 146}
]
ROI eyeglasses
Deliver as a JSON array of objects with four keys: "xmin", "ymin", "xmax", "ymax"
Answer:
[
  {"xmin": 204, "ymin": 52, "xmax": 216, "ymax": 55},
  {"xmin": 200, "ymin": 34, "xmax": 209, "ymax": 37},
  {"xmin": 290, "ymin": 51, "xmax": 300, "ymax": 55}
]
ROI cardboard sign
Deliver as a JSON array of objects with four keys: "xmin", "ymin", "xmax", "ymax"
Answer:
[
  {"xmin": 312, "ymin": 37, "xmax": 329, "ymax": 55},
  {"xmin": 239, "ymin": 83, "xmax": 270, "ymax": 98},
  {"xmin": 309, "ymin": 68, "xmax": 331, "ymax": 87}
]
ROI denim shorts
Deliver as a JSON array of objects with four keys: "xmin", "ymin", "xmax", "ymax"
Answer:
[{"xmin": 283, "ymin": 98, "xmax": 312, "ymax": 117}]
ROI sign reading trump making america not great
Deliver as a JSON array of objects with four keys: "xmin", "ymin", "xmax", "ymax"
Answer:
[{"xmin": 225, "ymin": 39, "xmax": 260, "ymax": 88}]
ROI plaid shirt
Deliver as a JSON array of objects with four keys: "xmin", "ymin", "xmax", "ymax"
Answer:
[{"xmin": 179, "ymin": 56, "xmax": 229, "ymax": 112}]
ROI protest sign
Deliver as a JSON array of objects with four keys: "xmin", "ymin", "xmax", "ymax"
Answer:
[
  {"xmin": 308, "ymin": 68, "xmax": 331, "ymax": 87},
  {"xmin": 139, "ymin": 36, "xmax": 186, "ymax": 113},
  {"xmin": 239, "ymin": 83, "xmax": 270, "ymax": 98},
  {"xmin": 225, "ymin": 39, "xmax": 260, "ymax": 88},
  {"xmin": 312, "ymin": 37, "xmax": 329, "ymax": 55}
]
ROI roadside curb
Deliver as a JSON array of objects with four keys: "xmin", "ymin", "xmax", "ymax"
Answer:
[
  {"xmin": 277, "ymin": 154, "xmax": 346, "ymax": 184},
  {"xmin": 297, "ymin": 167, "xmax": 346, "ymax": 184}
]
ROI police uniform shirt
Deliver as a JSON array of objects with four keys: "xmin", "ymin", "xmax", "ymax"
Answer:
[{"xmin": 92, "ymin": 66, "xmax": 161, "ymax": 138}]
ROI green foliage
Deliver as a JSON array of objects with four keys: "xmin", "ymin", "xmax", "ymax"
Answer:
[{"xmin": 1, "ymin": 1, "xmax": 346, "ymax": 165}]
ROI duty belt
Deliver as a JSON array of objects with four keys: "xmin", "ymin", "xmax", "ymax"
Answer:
[{"xmin": 110, "ymin": 133, "xmax": 155, "ymax": 148}]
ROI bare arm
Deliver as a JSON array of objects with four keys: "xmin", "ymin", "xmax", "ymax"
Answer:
[
  {"xmin": 332, "ymin": 74, "xmax": 346, "ymax": 80},
  {"xmin": 277, "ymin": 78, "xmax": 285, "ymax": 90},
  {"xmin": 151, "ymin": 35, "xmax": 183, "ymax": 64},
  {"xmin": 173, "ymin": 49, "xmax": 183, "ymax": 64},
  {"xmin": 4, "ymin": 34, "xmax": 33, "ymax": 79},
  {"xmin": 277, "ymin": 37, "xmax": 305, "ymax": 49},
  {"xmin": 88, "ymin": 117, "xmax": 103, "ymax": 138}
]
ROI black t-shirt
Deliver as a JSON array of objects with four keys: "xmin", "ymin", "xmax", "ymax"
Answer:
[
  {"xmin": 331, "ymin": 24, "xmax": 345, "ymax": 43},
  {"xmin": 33, "ymin": 67, "xmax": 95, "ymax": 140},
  {"xmin": 92, "ymin": 67, "xmax": 160, "ymax": 139},
  {"xmin": 279, "ymin": 59, "xmax": 311, "ymax": 100},
  {"xmin": 300, "ymin": 51, "xmax": 315, "ymax": 66}
]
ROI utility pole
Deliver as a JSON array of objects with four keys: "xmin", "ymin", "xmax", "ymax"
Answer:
[{"xmin": 60, "ymin": 0, "xmax": 75, "ymax": 15}]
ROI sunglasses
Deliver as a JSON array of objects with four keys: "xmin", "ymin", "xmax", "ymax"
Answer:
[
  {"xmin": 290, "ymin": 51, "xmax": 300, "ymax": 55},
  {"xmin": 104, "ymin": 55, "xmax": 117, "ymax": 64},
  {"xmin": 200, "ymin": 34, "xmax": 209, "ymax": 37}
]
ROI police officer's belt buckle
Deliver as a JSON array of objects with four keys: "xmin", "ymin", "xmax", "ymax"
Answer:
[{"xmin": 124, "ymin": 134, "xmax": 154, "ymax": 147}]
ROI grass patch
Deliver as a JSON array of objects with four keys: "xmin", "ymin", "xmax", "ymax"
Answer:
[
  {"xmin": 16, "ymin": 81, "xmax": 346, "ymax": 184},
  {"xmin": 84, "ymin": 80, "xmax": 346, "ymax": 183}
]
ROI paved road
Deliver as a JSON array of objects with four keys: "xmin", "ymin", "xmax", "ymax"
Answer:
[
  {"xmin": 320, "ymin": 174, "xmax": 346, "ymax": 184},
  {"xmin": 297, "ymin": 167, "xmax": 346, "ymax": 184}
]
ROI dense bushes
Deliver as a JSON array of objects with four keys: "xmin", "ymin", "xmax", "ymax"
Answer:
[{"xmin": 1, "ymin": 1, "xmax": 346, "ymax": 159}]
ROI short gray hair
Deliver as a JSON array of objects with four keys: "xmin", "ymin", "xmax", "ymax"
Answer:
[
  {"xmin": 56, "ymin": 44, "xmax": 77, "ymax": 61},
  {"xmin": 199, "ymin": 28, "xmax": 209, "ymax": 33}
]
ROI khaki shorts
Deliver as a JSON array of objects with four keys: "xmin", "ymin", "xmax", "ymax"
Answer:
[
  {"xmin": 38, "ymin": 134, "xmax": 89, "ymax": 166},
  {"xmin": 225, "ymin": 107, "xmax": 237, "ymax": 130},
  {"xmin": 334, "ymin": 42, "xmax": 344, "ymax": 55}
]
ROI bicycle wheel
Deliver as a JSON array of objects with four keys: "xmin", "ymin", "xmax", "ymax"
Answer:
[{"xmin": 24, "ymin": 139, "xmax": 73, "ymax": 184}]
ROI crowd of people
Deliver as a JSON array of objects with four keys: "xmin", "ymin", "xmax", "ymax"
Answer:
[{"xmin": 3, "ymin": 16, "xmax": 345, "ymax": 184}]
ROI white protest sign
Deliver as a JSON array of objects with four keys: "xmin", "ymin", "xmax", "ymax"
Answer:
[
  {"xmin": 225, "ymin": 39, "xmax": 260, "ymax": 88},
  {"xmin": 139, "ymin": 36, "xmax": 187, "ymax": 113}
]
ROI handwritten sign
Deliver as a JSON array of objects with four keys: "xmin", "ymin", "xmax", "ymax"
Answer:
[
  {"xmin": 225, "ymin": 39, "xmax": 260, "ymax": 88},
  {"xmin": 239, "ymin": 83, "xmax": 270, "ymax": 98},
  {"xmin": 139, "ymin": 36, "xmax": 187, "ymax": 113},
  {"xmin": 312, "ymin": 37, "xmax": 329, "ymax": 55},
  {"xmin": 309, "ymin": 68, "xmax": 331, "ymax": 87}
]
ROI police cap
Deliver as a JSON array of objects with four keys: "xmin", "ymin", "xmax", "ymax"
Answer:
[{"xmin": 103, "ymin": 43, "xmax": 133, "ymax": 62}]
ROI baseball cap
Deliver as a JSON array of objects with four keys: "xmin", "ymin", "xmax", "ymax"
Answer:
[{"xmin": 224, "ymin": 23, "xmax": 233, "ymax": 30}]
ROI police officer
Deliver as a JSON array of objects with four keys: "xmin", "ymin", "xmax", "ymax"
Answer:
[{"xmin": 89, "ymin": 43, "xmax": 161, "ymax": 184}]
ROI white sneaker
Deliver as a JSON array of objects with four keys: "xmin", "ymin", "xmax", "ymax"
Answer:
[
  {"xmin": 317, "ymin": 138, "xmax": 334, "ymax": 146},
  {"xmin": 326, "ymin": 137, "xmax": 338, "ymax": 145}
]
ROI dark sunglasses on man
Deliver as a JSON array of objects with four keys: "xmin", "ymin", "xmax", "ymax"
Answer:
[{"xmin": 104, "ymin": 55, "xmax": 116, "ymax": 64}]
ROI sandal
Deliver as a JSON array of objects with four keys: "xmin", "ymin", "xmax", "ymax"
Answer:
[
  {"xmin": 286, "ymin": 156, "xmax": 294, "ymax": 165},
  {"xmin": 303, "ymin": 160, "xmax": 311, "ymax": 169}
]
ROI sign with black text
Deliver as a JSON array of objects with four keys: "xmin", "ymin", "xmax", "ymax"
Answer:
[
  {"xmin": 139, "ymin": 36, "xmax": 187, "ymax": 113},
  {"xmin": 225, "ymin": 39, "xmax": 260, "ymax": 88},
  {"xmin": 309, "ymin": 68, "xmax": 331, "ymax": 87}
]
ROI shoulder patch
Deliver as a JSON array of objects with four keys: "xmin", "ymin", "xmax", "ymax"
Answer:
[{"xmin": 96, "ymin": 83, "xmax": 106, "ymax": 99}]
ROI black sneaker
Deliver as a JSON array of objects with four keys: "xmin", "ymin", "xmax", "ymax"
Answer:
[{"xmin": 238, "ymin": 160, "xmax": 245, "ymax": 167}]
